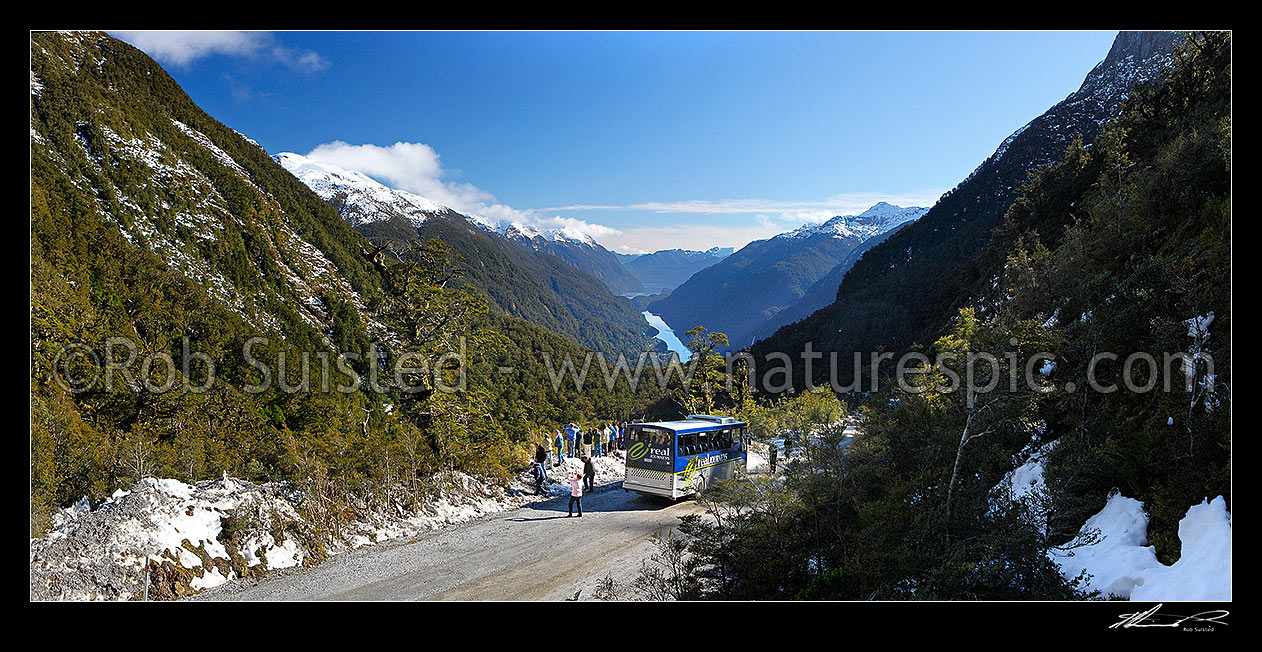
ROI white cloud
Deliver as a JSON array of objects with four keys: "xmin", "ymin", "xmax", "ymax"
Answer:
[
  {"xmin": 272, "ymin": 46, "xmax": 330, "ymax": 72},
  {"xmin": 531, "ymin": 215, "xmax": 622, "ymax": 239},
  {"xmin": 111, "ymin": 31, "xmax": 327, "ymax": 72},
  {"xmin": 112, "ymin": 31, "xmax": 264, "ymax": 66}
]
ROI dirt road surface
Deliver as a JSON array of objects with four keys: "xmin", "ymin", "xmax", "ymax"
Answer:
[{"xmin": 194, "ymin": 481, "xmax": 703, "ymax": 601}]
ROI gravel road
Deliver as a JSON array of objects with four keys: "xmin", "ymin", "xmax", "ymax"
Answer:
[{"xmin": 193, "ymin": 481, "xmax": 703, "ymax": 601}]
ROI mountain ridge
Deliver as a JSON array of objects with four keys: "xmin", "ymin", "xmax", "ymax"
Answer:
[{"xmin": 647, "ymin": 202, "xmax": 928, "ymax": 349}]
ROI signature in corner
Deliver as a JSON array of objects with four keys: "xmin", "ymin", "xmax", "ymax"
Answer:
[{"xmin": 1111, "ymin": 603, "xmax": 1230, "ymax": 629}]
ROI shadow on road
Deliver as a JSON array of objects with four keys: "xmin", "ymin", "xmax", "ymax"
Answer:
[
  {"xmin": 520, "ymin": 483, "xmax": 683, "ymax": 516},
  {"xmin": 505, "ymin": 515, "xmax": 570, "ymax": 522}
]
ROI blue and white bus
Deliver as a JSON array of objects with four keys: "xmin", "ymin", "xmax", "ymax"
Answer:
[{"xmin": 623, "ymin": 415, "xmax": 748, "ymax": 499}]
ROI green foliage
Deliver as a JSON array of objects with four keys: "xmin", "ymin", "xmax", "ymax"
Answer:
[
  {"xmin": 672, "ymin": 31, "xmax": 1229, "ymax": 599},
  {"xmin": 28, "ymin": 32, "xmax": 669, "ymax": 537},
  {"xmin": 734, "ymin": 388, "xmax": 845, "ymax": 441}
]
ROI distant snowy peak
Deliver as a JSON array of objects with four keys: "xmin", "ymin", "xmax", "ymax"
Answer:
[
  {"xmin": 496, "ymin": 221, "xmax": 598, "ymax": 247},
  {"xmin": 275, "ymin": 152, "xmax": 453, "ymax": 228},
  {"xmin": 781, "ymin": 202, "xmax": 928, "ymax": 241},
  {"xmin": 641, "ymin": 247, "xmax": 732, "ymax": 259}
]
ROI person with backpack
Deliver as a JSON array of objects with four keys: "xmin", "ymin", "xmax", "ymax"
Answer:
[
  {"xmin": 553, "ymin": 430, "xmax": 565, "ymax": 466},
  {"xmin": 567, "ymin": 470, "xmax": 584, "ymax": 517}
]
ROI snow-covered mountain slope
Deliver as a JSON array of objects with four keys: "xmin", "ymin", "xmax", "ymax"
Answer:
[
  {"xmin": 275, "ymin": 152, "xmax": 453, "ymax": 228},
  {"xmin": 497, "ymin": 221, "xmax": 597, "ymax": 246},
  {"xmin": 276, "ymin": 152, "xmax": 643, "ymax": 295},
  {"xmin": 779, "ymin": 202, "xmax": 928, "ymax": 241}
]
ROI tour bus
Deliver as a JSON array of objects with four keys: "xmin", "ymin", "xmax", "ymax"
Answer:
[{"xmin": 623, "ymin": 415, "xmax": 749, "ymax": 499}]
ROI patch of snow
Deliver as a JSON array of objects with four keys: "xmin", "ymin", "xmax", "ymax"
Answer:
[
  {"xmin": 275, "ymin": 152, "xmax": 448, "ymax": 227},
  {"xmin": 1049, "ymin": 492, "xmax": 1231, "ymax": 600}
]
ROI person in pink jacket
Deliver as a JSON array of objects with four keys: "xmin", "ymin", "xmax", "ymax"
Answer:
[{"xmin": 567, "ymin": 471, "xmax": 584, "ymax": 517}]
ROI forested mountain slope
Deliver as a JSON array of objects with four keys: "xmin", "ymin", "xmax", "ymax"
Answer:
[
  {"xmin": 673, "ymin": 33, "xmax": 1230, "ymax": 601},
  {"xmin": 30, "ymin": 32, "xmax": 666, "ymax": 543}
]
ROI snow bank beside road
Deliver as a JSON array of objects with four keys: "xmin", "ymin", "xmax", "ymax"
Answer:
[
  {"xmin": 1050, "ymin": 493, "xmax": 1231, "ymax": 600},
  {"xmin": 30, "ymin": 476, "xmax": 309, "ymax": 601},
  {"xmin": 31, "ymin": 455, "xmax": 631, "ymax": 601}
]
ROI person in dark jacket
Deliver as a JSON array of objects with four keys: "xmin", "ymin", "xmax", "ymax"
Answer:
[
  {"xmin": 531, "ymin": 461, "xmax": 546, "ymax": 495},
  {"xmin": 583, "ymin": 455, "xmax": 596, "ymax": 492},
  {"xmin": 534, "ymin": 443, "xmax": 549, "ymax": 483},
  {"xmin": 768, "ymin": 441, "xmax": 778, "ymax": 473}
]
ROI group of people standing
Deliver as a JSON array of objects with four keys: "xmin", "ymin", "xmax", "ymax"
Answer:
[
  {"xmin": 528, "ymin": 421, "xmax": 631, "ymax": 516},
  {"xmin": 546, "ymin": 421, "xmax": 627, "ymax": 466}
]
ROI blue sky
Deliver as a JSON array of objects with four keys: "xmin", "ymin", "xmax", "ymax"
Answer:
[{"xmin": 111, "ymin": 30, "xmax": 1119, "ymax": 253}]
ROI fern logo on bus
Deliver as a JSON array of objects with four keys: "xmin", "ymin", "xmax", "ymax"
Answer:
[
  {"xmin": 628, "ymin": 441, "xmax": 649, "ymax": 461},
  {"xmin": 680, "ymin": 457, "xmax": 698, "ymax": 486}
]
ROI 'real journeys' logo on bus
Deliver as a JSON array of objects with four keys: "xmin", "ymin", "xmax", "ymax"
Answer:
[{"xmin": 627, "ymin": 427, "xmax": 673, "ymax": 472}]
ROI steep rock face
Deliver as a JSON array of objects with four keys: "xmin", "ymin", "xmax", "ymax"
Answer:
[
  {"xmin": 751, "ymin": 31, "xmax": 1182, "ymax": 377},
  {"xmin": 275, "ymin": 153, "xmax": 654, "ymax": 353},
  {"xmin": 647, "ymin": 203, "xmax": 926, "ymax": 349}
]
